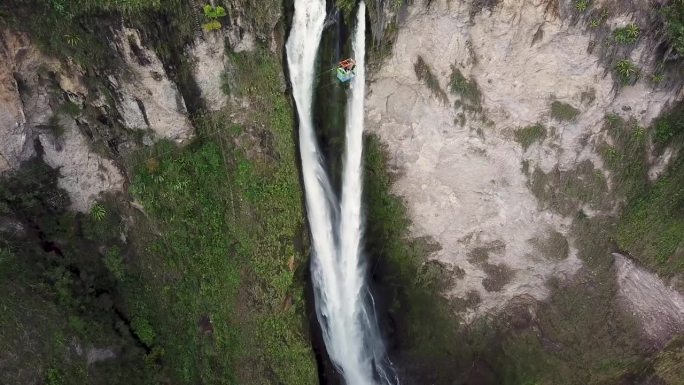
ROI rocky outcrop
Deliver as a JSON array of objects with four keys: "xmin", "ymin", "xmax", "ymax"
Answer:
[
  {"xmin": 190, "ymin": 31, "xmax": 229, "ymax": 111},
  {"xmin": 0, "ymin": 24, "xmax": 203, "ymax": 211},
  {"xmin": 38, "ymin": 116, "xmax": 124, "ymax": 212},
  {"xmin": 0, "ymin": 29, "xmax": 125, "ymax": 212},
  {"xmin": 111, "ymin": 27, "xmax": 194, "ymax": 141},
  {"xmin": 0, "ymin": 30, "xmax": 45, "ymax": 172},
  {"xmin": 366, "ymin": 0, "xmax": 682, "ymax": 316},
  {"xmin": 614, "ymin": 253, "xmax": 684, "ymax": 347}
]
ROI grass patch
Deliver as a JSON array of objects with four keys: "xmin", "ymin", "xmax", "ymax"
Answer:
[
  {"xmin": 529, "ymin": 109, "xmax": 683, "ymax": 280},
  {"xmin": 614, "ymin": 59, "xmax": 640, "ymax": 84},
  {"xmin": 528, "ymin": 159, "xmax": 609, "ymax": 216},
  {"xmin": 495, "ymin": 269, "xmax": 644, "ymax": 385},
  {"xmin": 599, "ymin": 114, "xmax": 649, "ymax": 199},
  {"xmin": 550, "ymin": 101, "xmax": 580, "ymax": 122},
  {"xmin": 414, "ymin": 55, "xmax": 449, "ymax": 104},
  {"xmin": 613, "ymin": 23, "xmax": 640, "ymax": 44},
  {"xmin": 515, "ymin": 123, "xmax": 547, "ymax": 150},
  {"xmin": 336, "ymin": 0, "xmax": 356, "ymax": 16},
  {"xmin": 652, "ymin": 101, "xmax": 684, "ymax": 150},
  {"xmin": 652, "ymin": 336, "xmax": 684, "ymax": 384},
  {"xmin": 616, "ymin": 155, "xmax": 684, "ymax": 278},
  {"xmin": 481, "ymin": 263, "xmax": 515, "ymax": 292},
  {"xmin": 449, "ymin": 65, "xmax": 481, "ymax": 107},
  {"xmin": 532, "ymin": 230, "xmax": 570, "ymax": 261},
  {"xmin": 124, "ymin": 48, "xmax": 316, "ymax": 384},
  {"xmin": 0, "ymin": 46, "xmax": 317, "ymax": 384},
  {"xmin": 575, "ymin": 0, "xmax": 589, "ymax": 12},
  {"xmin": 0, "ymin": 0, "xmax": 195, "ymax": 70},
  {"xmin": 663, "ymin": 0, "xmax": 684, "ymax": 56},
  {"xmin": 580, "ymin": 88, "xmax": 596, "ymax": 105},
  {"xmin": 0, "ymin": 161, "xmax": 152, "ymax": 384},
  {"xmin": 451, "ymin": 290, "xmax": 481, "ymax": 311},
  {"xmin": 519, "ymin": 105, "xmax": 683, "ymax": 284}
]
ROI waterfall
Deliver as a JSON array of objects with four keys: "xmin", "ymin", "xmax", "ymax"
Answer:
[{"xmin": 286, "ymin": 2, "xmax": 398, "ymax": 384}]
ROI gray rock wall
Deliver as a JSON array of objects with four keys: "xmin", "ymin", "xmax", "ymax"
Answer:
[{"xmin": 366, "ymin": 0, "xmax": 683, "ymax": 318}]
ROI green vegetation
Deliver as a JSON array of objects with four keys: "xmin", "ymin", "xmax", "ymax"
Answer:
[
  {"xmin": 514, "ymin": 123, "xmax": 547, "ymax": 149},
  {"xmin": 580, "ymin": 88, "xmax": 596, "ymax": 104},
  {"xmin": 0, "ymin": 0, "xmax": 196, "ymax": 69},
  {"xmin": 491, "ymin": 266, "xmax": 645, "ymax": 385},
  {"xmin": 364, "ymin": 134, "xmax": 657, "ymax": 384},
  {"xmin": 598, "ymin": 107, "xmax": 684, "ymax": 279},
  {"xmin": 663, "ymin": 0, "xmax": 684, "ymax": 56},
  {"xmin": 589, "ymin": 8, "xmax": 609, "ymax": 28},
  {"xmin": 104, "ymin": 247, "xmax": 125, "ymax": 281},
  {"xmin": 448, "ymin": 65, "xmax": 481, "ymax": 107},
  {"xmin": 45, "ymin": 114, "xmax": 66, "ymax": 137},
  {"xmin": 336, "ymin": 0, "xmax": 356, "ymax": 16},
  {"xmin": 651, "ymin": 72, "xmax": 665, "ymax": 85},
  {"xmin": 616, "ymin": 156, "xmax": 684, "ymax": 276},
  {"xmin": 652, "ymin": 336, "xmax": 684, "ymax": 383},
  {"xmin": 481, "ymin": 263, "xmax": 515, "ymax": 292},
  {"xmin": 528, "ymin": 159, "xmax": 610, "ymax": 216},
  {"xmin": 414, "ymin": 55, "xmax": 449, "ymax": 104},
  {"xmin": 550, "ymin": 101, "xmax": 580, "ymax": 121},
  {"xmin": 532, "ymin": 230, "xmax": 570, "ymax": 261},
  {"xmin": 575, "ymin": 0, "xmax": 589, "ymax": 12},
  {"xmin": 91, "ymin": 203, "xmax": 107, "ymax": 221},
  {"xmin": 2, "ymin": 1, "xmax": 682, "ymax": 383},
  {"xmin": 467, "ymin": 241, "xmax": 505, "ymax": 265},
  {"xmin": 547, "ymin": 108, "xmax": 684, "ymax": 281},
  {"xmin": 506, "ymin": 109, "xmax": 684, "ymax": 384},
  {"xmin": 615, "ymin": 59, "xmax": 640, "ymax": 84},
  {"xmin": 0, "ymin": 42, "xmax": 317, "ymax": 383},
  {"xmin": 124, "ymin": 48, "xmax": 316, "ymax": 384},
  {"xmin": 0, "ymin": 161, "xmax": 153, "ymax": 384},
  {"xmin": 364, "ymin": 134, "xmax": 472, "ymax": 383},
  {"xmin": 599, "ymin": 115, "xmax": 649, "ymax": 199},
  {"xmin": 653, "ymin": 102, "xmax": 684, "ymax": 148},
  {"xmin": 202, "ymin": 4, "xmax": 226, "ymax": 32},
  {"xmin": 614, "ymin": 23, "xmax": 640, "ymax": 44}
]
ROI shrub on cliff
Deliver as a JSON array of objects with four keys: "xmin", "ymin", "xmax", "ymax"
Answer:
[{"xmin": 664, "ymin": 0, "xmax": 684, "ymax": 56}]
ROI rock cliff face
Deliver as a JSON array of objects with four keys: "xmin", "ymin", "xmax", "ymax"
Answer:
[
  {"xmin": 366, "ymin": 0, "xmax": 683, "ymax": 328},
  {"xmin": 614, "ymin": 253, "xmax": 684, "ymax": 347},
  {"xmin": 0, "ymin": 29, "xmax": 126, "ymax": 212},
  {"xmin": 0, "ymin": 1, "xmax": 274, "ymax": 211},
  {"xmin": 0, "ymin": 30, "xmax": 49, "ymax": 171},
  {"xmin": 190, "ymin": 31, "xmax": 230, "ymax": 111},
  {"xmin": 110, "ymin": 27, "xmax": 194, "ymax": 141},
  {"xmin": 0, "ymin": 23, "xmax": 199, "ymax": 211}
]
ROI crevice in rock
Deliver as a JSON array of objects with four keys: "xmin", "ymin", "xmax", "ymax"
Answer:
[{"xmin": 134, "ymin": 98, "xmax": 151, "ymax": 128}]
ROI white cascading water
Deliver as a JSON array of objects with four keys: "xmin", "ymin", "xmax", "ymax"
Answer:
[{"xmin": 287, "ymin": 1, "xmax": 398, "ymax": 384}]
